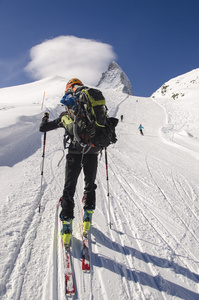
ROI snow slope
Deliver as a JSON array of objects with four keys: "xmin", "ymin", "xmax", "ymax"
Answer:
[
  {"xmin": 152, "ymin": 68, "xmax": 199, "ymax": 152},
  {"xmin": 0, "ymin": 76, "xmax": 198, "ymax": 300}
]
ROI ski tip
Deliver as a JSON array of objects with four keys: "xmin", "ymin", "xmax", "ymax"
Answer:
[
  {"xmin": 66, "ymin": 290, "xmax": 75, "ymax": 295},
  {"xmin": 66, "ymin": 291, "xmax": 75, "ymax": 296},
  {"xmin": 82, "ymin": 264, "xmax": 90, "ymax": 272},
  {"xmin": 83, "ymin": 269, "xmax": 90, "ymax": 273}
]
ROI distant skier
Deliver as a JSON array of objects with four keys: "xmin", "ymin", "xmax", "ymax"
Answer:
[
  {"xmin": 120, "ymin": 115, "xmax": 124, "ymax": 122},
  {"xmin": 138, "ymin": 124, "xmax": 144, "ymax": 135}
]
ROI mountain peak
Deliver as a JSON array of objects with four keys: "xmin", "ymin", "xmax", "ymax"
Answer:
[
  {"xmin": 97, "ymin": 61, "xmax": 133, "ymax": 95},
  {"xmin": 107, "ymin": 61, "xmax": 122, "ymax": 71}
]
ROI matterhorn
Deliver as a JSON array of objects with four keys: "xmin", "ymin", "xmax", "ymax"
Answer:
[{"xmin": 97, "ymin": 61, "xmax": 133, "ymax": 95}]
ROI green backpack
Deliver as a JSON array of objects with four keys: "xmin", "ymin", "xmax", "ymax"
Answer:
[{"xmin": 73, "ymin": 87, "xmax": 118, "ymax": 148}]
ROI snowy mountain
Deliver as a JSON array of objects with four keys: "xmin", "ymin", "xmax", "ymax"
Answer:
[
  {"xmin": 0, "ymin": 68, "xmax": 199, "ymax": 299},
  {"xmin": 151, "ymin": 68, "xmax": 199, "ymax": 100},
  {"xmin": 97, "ymin": 61, "xmax": 133, "ymax": 95},
  {"xmin": 0, "ymin": 76, "xmax": 66, "ymax": 167},
  {"xmin": 151, "ymin": 69, "xmax": 199, "ymax": 152}
]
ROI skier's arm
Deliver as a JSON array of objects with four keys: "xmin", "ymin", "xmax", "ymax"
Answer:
[{"xmin": 39, "ymin": 113, "xmax": 62, "ymax": 132}]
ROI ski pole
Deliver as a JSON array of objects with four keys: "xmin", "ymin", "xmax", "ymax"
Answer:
[
  {"xmin": 38, "ymin": 131, "xmax": 47, "ymax": 212},
  {"xmin": 105, "ymin": 148, "xmax": 112, "ymax": 229}
]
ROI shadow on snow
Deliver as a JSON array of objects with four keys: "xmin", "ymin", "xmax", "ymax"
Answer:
[{"xmin": 91, "ymin": 227, "xmax": 199, "ymax": 300}]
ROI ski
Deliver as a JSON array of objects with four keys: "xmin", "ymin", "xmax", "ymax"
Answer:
[
  {"xmin": 82, "ymin": 233, "xmax": 90, "ymax": 272},
  {"xmin": 62, "ymin": 242, "xmax": 75, "ymax": 295},
  {"xmin": 58, "ymin": 198, "xmax": 75, "ymax": 295},
  {"xmin": 81, "ymin": 196, "xmax": 91, "ymax": 272}
]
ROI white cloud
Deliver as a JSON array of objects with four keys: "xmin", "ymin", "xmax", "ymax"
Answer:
[{"xmin": 25, "ymin": 36, "xmax": 116, "ymax": 86}]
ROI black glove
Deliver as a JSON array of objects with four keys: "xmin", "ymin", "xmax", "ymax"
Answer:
[{"xmin": 42, "ymin": 112, "xmax": 49, "ymax": 122}]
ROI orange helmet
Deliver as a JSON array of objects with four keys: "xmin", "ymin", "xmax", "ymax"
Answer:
[{"xmin": 65, "ymin": 78, "xmax": 83, "ymax": 93}]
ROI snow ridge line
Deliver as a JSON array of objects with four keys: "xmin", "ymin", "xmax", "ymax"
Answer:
[{"xmin": 110, "ymin": 93, "xmax": 130, "ymax": 118}]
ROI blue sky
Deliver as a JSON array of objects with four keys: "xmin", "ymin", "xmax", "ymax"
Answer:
[{"xmin": 0, "ymin": 0, "xmax": 199, "ymax": 96}]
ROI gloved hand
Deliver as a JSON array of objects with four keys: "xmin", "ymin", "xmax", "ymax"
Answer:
[{"xmin": 42, "ymin": 112, "xmax": 49, "ymax": 122}]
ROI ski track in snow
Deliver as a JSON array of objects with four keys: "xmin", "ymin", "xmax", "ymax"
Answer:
[{"xmin": 0, "ymin": 85, "xmax": 199, "ymax": 300}]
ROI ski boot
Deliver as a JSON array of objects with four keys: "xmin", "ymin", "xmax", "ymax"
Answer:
[
  {"xmin": 60, "ymin": 217, "xmax": 72, "ymax": 247},
  {"xmin": 83, "ymin": 210, "xmax": 93, "ymax": 237}
]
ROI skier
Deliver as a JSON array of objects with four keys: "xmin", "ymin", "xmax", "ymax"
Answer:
[
  {"xmin": 138, "ymin": 124, "xmax": 144, "ymax": 135},
  {"xmin": 120, "ymin": 115, "xmax": 124, "ymax": 122},
  {"xmin": 39, "ymin": 78, "xmax": 103, "ymax": 246}
]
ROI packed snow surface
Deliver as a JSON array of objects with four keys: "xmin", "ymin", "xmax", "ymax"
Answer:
[{"xmin": 0, "ymin": 75, "xmax": 198, "ymax": 299}]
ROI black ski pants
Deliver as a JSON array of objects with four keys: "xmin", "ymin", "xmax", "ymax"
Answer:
[{"xmin": 61, "ymin": 153, "xmax": 98, "ymax": 219}]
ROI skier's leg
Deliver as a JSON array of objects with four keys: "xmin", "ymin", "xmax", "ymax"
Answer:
[
  {"xmin": 82, "ymin": 154, "xmax": 98, "ymax": 234},
  {"xmin": 82, "ymin": 154, "xmax": 98, "ymax": 211},
  {"xmin": 61, "ymin": 153, "xmax": 82, "ymax": 219}
]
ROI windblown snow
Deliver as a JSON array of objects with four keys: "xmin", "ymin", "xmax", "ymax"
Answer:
[{"xmin": 0, "ymin": 70, "xmax": 198, "ymax": 300}]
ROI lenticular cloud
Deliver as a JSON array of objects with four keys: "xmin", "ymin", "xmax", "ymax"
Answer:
[{"xmin": 25, "ymin": 36, "xmax": 116, "ymax": 85}]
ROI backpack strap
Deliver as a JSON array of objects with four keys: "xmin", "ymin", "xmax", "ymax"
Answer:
[{"xmin": 81, "ymin": 89, "xmax": 107, "ymax": 128}]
